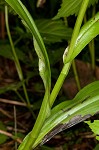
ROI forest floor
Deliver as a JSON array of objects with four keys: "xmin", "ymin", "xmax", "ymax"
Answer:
[{"xmin": 0, "ymin": 59, "xmax": 99, "ymax": 150}]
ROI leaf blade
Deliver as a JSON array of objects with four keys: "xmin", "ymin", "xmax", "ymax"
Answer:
[
  {"xmin": 32, "ymin": 81, "xmax": 99, "ymax": 148},
  {"xmin": 35, "ymin": 19, "xmax": 72, "ymax": 43},
  {"xmin": 64, "ymin": 12, "xmax": 99, "ymax": 64},
  {"xmin": 5, "ymin": 0, "xmax": 51, "ymax": 90},
  {"xmin": 54, "ymin": 0, "xmax": 98, "ymax": 19}
]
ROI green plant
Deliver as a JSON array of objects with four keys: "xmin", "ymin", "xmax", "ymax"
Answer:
[
  {"xmin": 4, "ymin": 0, "xmax": 99, "ymax": 149},
  {"xmin": 85, "ymin": 120, "xmax": 99, "ymax": 141},
  {"xmin": 5, "ymin": 5, "xmax": 36, "ymax": 118}
]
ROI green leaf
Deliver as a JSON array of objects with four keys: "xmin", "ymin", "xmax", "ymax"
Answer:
[
  {"xmin": 41, "ymin": 145, "xmax": 54, "ymax": 150},
  {"xmin": 15, "ymin": 19, "xmax": 72, "ymax": 44},
  {"xmin": 17, "ymin": 132, "xmax": 25, "ymax": 139},
  {"xmin": 85, "ymin": 120, "xmax": 99, "ymax": 141},
  {"xmin": 54, "ymin": 0, "xmax": 82, "ymax": 19},
  {"xmin": 64, "ymin": 12, "xmax": 99, "ymax": 64},
  {"xmin": 88, "ymin": 0, "xmax": 99, "ymax": 6},
  {"xmin": 35, "ymin": 19, "xmax": 72, "ymax": 43},
  {"xmin": 54, "ymin": 0, "xmax": 98, "ymax": 19},
  {"xmin": 0, "ymin": 44, "xmax": 28, "ymax": 63},
  {"xmin": 0, "ymin": 80, "xmax": 27, "ymax": 94},
  {"xmin": 0, "ymin": 121, "xmax": 8, "ymax": 144},
  {"xmin": 5, "ymin": 0, "xmax": 51, "ymax": 90},
  {"xmin": 5, "ymin": 0, "xmax": 51, "ymax": 148},
  {"xmin": 48, "ymin": 48, "xmax": 65, "ymax": 65},
  {"xmin": 33, "ymin": 38, "xmax": 47, "ymax": 88},
  {"xmin": 32, "ymin": 81, "xmax": 99, "ymax": 148},
  {"xmin": 93, "ymin": 144, "xmax": 99, "ymax": 150},
  {"xmin": 0, "ymin": 0, "xmax": 6, "ymax": 5},
  {"xmin": 18, "ymin": 132, "xmax": 30, "ymax": 150},
  {"xmin": 96, "ymin": 136, "xmax": 99, "ymax": 141}
]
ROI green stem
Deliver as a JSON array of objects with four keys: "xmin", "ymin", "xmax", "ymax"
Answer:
[
  {"xmin": 89, "ymin": 6, "xmax": 95, "ymax": 70},
  {"xmin": 84, "ymin": 6, "xmax": 95, "ymax": 71},
  {"xmin": 63, "ymin": 13, "xmax": 81, "ymax": 91},
  {"xmin": 72, "ymin": 60, "xmax": 81, "ymax": 91},
  {"xmin": 15, "ymin": 90, "xmax": 36, "ymax": 118},
  {"xmin": 23, "ymin": 87, "xmax": 50, "ymax": 149},
  {"xmin": 64, "ymin": 0, "xmax": 90, "ymax": 64},
  {"xmin": 50, "ymin": 62, "xmax": 71, "ymax": 107},
  {"xmin": 14, "ymin": 36, "xmax": 22, "ymax": 46},
  {"xmin": 5, "ymin": 5, "xmax": 28, "ymax": 103},
  {"xmin": 15, "ymin": 90, "xmax": 26, "ymax": 103},
  {"xmin": 50, "ymin": 0, "xmax": 89, "ymax": 107},
  {"xmin": 14, "ymin": 106, "xmax": 17, "ymax": 150},
  {"xmin": 90, "ymin": 40, "xmax": 95, "ymax": 70},
  {"xmin": 88, "ymin": 40, "xmax": 95, "ymax": 70},
  {"xmin": 5, "ymin": 6, "xmax": 35, "ymax": 118}
]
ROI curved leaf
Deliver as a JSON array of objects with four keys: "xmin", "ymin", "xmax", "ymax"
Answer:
[
  {"xmin": 5, "ymin": 0, "xmax": 51, "ymax": 149},
  {"xmin": 64, "ymin": 12, "xmax": 99, "ymax": 64},
  {"xmin": 5, "ymin": 0, "xmax": 51, "ymax": 90},
  {"xmin": 32, "ymin": 81, "xmax": 99, "ymax": 148}
]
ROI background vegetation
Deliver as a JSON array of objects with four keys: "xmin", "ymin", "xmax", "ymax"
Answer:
[{"xmin": 0, "ymin": 0, "xmax": 99, "ymax": 149}]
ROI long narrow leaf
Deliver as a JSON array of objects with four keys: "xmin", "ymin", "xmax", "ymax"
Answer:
[
  {"xmin": 5, "ymin": 0, "xmax": 51, "ymax": 149},
  {"xmin": 32, "ymin": 81, "xmax": 99, "ymax": 148},
  {"xmin": 64, "ymin": 12, "xmax": 99, "ymax": 64},
  {"xmin": 5, "ymin": 0, "xmax": 51, "ymax": 90}
]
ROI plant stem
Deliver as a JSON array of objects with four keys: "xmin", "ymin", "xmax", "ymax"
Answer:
[
  {"xmin": 89, "ymin": 40, "xmax": 95, "ymax": 70},
  {"xmin": 72, "ymin": 60, "xmax": 81, "ymax": 91},
  {"xmin": 89, "ymin": 6, "xmax": 96, "ymax": 70},
  {"xmin": 50, "ymin": 0, "xmax": 89, "ymax": 107},
  {"xmin": 64, "ymin": 0, "xmax": 90, "ymax": 64},
  {"xmin": 50, "ymin": 62, "xmax": 71, "ymax": 107},
  {"xmin": 63, "ymin": 14, "xmax": 81, "ymax": 91},
  {"xmin": 84, "ymin": 7, "xmax": 95, "ymax": 71},
  {"xmin": 23, "ymin": 87, "xmax": 50, "ymax": 149},
  {"xmin": 5, "ymin": 6, "xmax": 36, "ymax": 118},
  {"xmin": 15, "ymin": 90, "xmax": 26, "ymax": 103},
  {"xmin": 14, "ymin": 106, "xmax": 17, "ymax": 150}
]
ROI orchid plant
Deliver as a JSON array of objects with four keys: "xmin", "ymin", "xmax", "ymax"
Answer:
[{"xmin": 4, "ymin": 0, "xmax": 99, "ymax": 149}]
